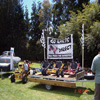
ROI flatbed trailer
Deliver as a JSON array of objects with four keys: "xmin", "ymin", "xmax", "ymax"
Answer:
[{"xmin": 28, "ymin": 71, "xmax": 86, "ymax": 90}]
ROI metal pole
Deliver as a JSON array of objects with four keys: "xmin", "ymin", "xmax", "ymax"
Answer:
[
  {"xmin": 10, "ymin": 47, "xmax": 14, "ymax": 70},
  {"xmin": 44, "ymin": 46, "xmax": 45, "ymax": 60},
  {"xmin": 82, "ymin": 24, "xmax": 84, "ymax": 69}
]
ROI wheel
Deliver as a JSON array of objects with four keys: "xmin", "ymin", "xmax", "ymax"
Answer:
[
  {"xmin": 45, "ymin": 84, "xmax": 53, "ymax": 90},
  {"xmin": 11, "ymin": 74, "xmax": 15, "ymax": 83},
  {"xmin": 44, "ymin": 68, "xmax": 48, "ymax": 75},
  {"xmin": 41, "ymin": 68, "xmax": 45, "ymax": 75},
  {"xmin": 22, "ymin": 74, "xmax": 28, "ymax": 84},
  {"xmin": 61, "ymin": 69, "xmax": 64, "ymax": 77},
  {"xmin": 56, "ymin": 69, "xmax": 60, "ymax": 77}
]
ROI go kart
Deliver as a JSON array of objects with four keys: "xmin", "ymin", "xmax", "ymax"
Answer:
[
  {"xmin": 41, "ymin": 61, "xmax": 50, "ymax": 75},
  {"xmin": 42, "ymin": 61, "xmax": 64, "ymax": 77},
  {"xmin": 61, "ymin": 63, "xmax": 83, "ymax": 77},
  {"xmin": 10, "ymin": 63, "xmax": 30, "ymax": 84},
  {"xmin": 84, "ymin": 69, "xmax": 95, "ymax": 80}
]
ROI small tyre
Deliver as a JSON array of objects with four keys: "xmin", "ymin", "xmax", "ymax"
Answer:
[
  {"xmin": 11, "ymin": 74, "xmax": 15, "ymax": 83},
  {"xmin": 61, "ymin": 69, "xmax": 64, "ymax": 77},
  {"xmin": 22, "ymin": 74, "xmax": 27, "ymax": 84},
  {"xmin": 56, "ymin": 69, "xmax": 60, "ymax": 77},
  {"xmin": 44, "ymin": 68, "xmax": 48, "ymax": 75},
  {"xmin": 42, "ymin": 68, "xmax": 45, "ymax": 75},
  {"xmin": 45, "ymin": 84, "xmax": 53, "ymax": 90}
]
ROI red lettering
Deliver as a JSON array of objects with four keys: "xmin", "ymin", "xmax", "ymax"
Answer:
[
  {"xmin": 78, "ymin": 89, "xmax": 81, "ymax": 93},
  {"xmin": 74, "ymin": 89, "xmax": 77, "ymax": 93}
]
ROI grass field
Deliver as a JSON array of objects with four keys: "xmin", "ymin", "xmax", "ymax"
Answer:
[{"xmin": 0, "ymin": 63, "xmax": 95, "ymax": 100}]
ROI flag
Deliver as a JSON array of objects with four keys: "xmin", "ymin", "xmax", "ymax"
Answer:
[
  {"xmin": 80, "ymin": 24, "xmax": 84, "ymax": 46},
  {"xmin": 40, "ymin": 30, "xmax": 46, "ymax": 48}
]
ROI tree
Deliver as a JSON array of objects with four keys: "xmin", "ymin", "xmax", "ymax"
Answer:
[
  {"xmin": 39, "ymin": 0, "xmax": 52, "ymax": 29},
  {"xmin": 24, "ymin": 6, "xmax": 30, "ymax": 39},
  {"xmin": 0, "ymin": 0, "xmax": 27, "ymax": 58},
  {"xmin": 52, "ymin": 0, "xmax": 90, "ymax": 36},
  {"xmin": 27, "ymin": 1, "xmax": 43, "ymax": 61},
  {"xmin": 58, "ymin": 2, "xmax": 100, "ymax": 67}
]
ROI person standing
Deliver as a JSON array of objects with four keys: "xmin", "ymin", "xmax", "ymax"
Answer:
[
  {"xmin": 24, "ymin": 60, "xmax": 28, "ymax": 74},
  {"xmin": 91, "ymin": 44, "xmax": 100, "ymax": 100}
]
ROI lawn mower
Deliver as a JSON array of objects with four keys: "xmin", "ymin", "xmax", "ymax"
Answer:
[
  {"xmin": 10, "ymin": 63, "xmax": 30, "ymax": 84},
  {"xmin": 42, "ymin": 61, "xmax": 64, "ymax": 77}
]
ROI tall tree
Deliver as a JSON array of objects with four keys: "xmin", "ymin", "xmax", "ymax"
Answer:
[
  {"xmin": 52, "ymin": 0, "xmax": 90, "ymax": 33},
  {"xmin": 39, "ymin": 0, "xmax": 52, "ymax": 29},
  {"xmin": 27, "ymin": 1, "xmax": 43, "ymax": 60},
  {"xmin": 58, "ymin": 2, "xmax": 100, "ymax": 67},
  {"xmin": 24, "ymin": 6, "xmax": 30, "ymax": 39},
  {"xmin": 0, "ymin": 0, "xmax": 26, "ymax": 58}
]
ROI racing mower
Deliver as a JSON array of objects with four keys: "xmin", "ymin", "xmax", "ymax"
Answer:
[
  {"xmin": 84, "ymin": 69, "xmax": 95, "ymax": 80},
  {"xmin": 10, "ymin": 63, "xmax": 30, "ymax": 84},
  {"xmin": 61, "ymin": 63, "xmax": 83, "ymax": 77},
  {"xmin": 42, "ymin": 61, "xmax": 64, "ymax": 77}
]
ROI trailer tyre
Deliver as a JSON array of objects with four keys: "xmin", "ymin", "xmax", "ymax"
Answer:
[
  {"xmin": 61, "ymin": 69, "xmax": 64, "ymax": 77},
  {"xmin": 45, "ymin": 84, "xmax": 53, "ymax": 90},
  {"xmin": 11, "ymin": 74, "xmax": 15, "ymax": 83},
  {"xmin": 56, "ymin": 69, "xmax": 60, "ymax": 77},
  {"xmin": 22, "ymin": 74, "xmax": 27, "ymax": 84}
]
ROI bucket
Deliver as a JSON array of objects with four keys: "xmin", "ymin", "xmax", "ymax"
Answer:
[{"xmin": 30, "ymin": 70, "xmax": 33, "ymax": 75}]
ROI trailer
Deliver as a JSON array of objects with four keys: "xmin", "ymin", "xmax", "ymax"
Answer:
[{"xmin": 28, "ymin": 71, "xmax": 85, "ymax": 90}]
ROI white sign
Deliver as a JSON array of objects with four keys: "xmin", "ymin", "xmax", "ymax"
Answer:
[{"xmin": 47, "ymin": 34, "xmax": 73, "ymax": 59}]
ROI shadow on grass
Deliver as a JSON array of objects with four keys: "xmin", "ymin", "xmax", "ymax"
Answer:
[
  {"xmin": 86, "ymin": 88, "xmax": 94, "ymax": 95},
  {"xmin": 29, "ymin": 84, "xmax": 94, "ymax": 97},
  {"xmin": 0, "ymin": 73, "xmax": 13, "ymax": 79},
  {"xmin": 15, "ymin": 81, "xmax": 22, "ymax": 84}
]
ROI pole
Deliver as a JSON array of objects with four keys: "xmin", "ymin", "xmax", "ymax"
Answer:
[
  {"xmin": 44, "ymin": 46, "xmax": 45, "ymax": 60},
  {"xmin": 82, "ymin": 24, "xmax": 84, "ymax": 69},
  {"xmin": 42, "ymin": 29, "xmax": 46, "ymax": 60},
  {"xmin": 10, "ymin": 47, "xmax": 14, "ymax": 70}
]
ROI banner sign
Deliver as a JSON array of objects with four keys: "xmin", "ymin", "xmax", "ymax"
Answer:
[{"xmin": 47, "ymin": 34, "xmax": 73, "ymax": 59}]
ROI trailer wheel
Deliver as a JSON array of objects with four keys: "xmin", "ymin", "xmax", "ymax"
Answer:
[
  {"xmin": 56, "ymin": 69, "xmax": 60, "ymax": 77},
  {"xmin": 45, "ymin": 84, "xmax": 53, "ymax": 90},
  {"xmin": 22, "ymin": 74, "xmax": 27, "ymax": 84},
  {"xmin": 11, "ymin": 74, "xmax": 15, "ymax": 83},
  {"xmin": 61, "ymin": 69, "xmax": 64, "ymax": 77}
]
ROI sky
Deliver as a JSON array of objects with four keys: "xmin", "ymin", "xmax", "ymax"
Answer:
[
  {"xmin": 22, "ymin": 0, "xmax": 52, "ymax": 17},
  {"xmin": 22, "ymin": 0, "xmax": 96, "ymax": 18}
]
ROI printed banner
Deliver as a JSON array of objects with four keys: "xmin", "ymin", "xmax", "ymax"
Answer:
[{"xmin": 47, "ymin": 34, "xmax": 73, "ymax": 59}]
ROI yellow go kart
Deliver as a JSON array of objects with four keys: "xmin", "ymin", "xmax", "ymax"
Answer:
[
  {"xmin": 10, "ymin": 63, "xmax": 30, "ymax": 84},
  {"xmin": 42, "ymin": 61, "xmax": 64, "ymax": 77}
]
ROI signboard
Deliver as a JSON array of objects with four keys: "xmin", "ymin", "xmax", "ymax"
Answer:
[{"xmin": 47, "ymin": 34, "xmax": 73, "ymax": 59}]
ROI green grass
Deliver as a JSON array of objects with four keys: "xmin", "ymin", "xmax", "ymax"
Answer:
[
  {"xmin": 0, "ymin": 63, "xmax": 95, "ymax": 100},
  {"xmin": 18, "ymin": 62, "xmax": 41, "ymax": 68}
]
